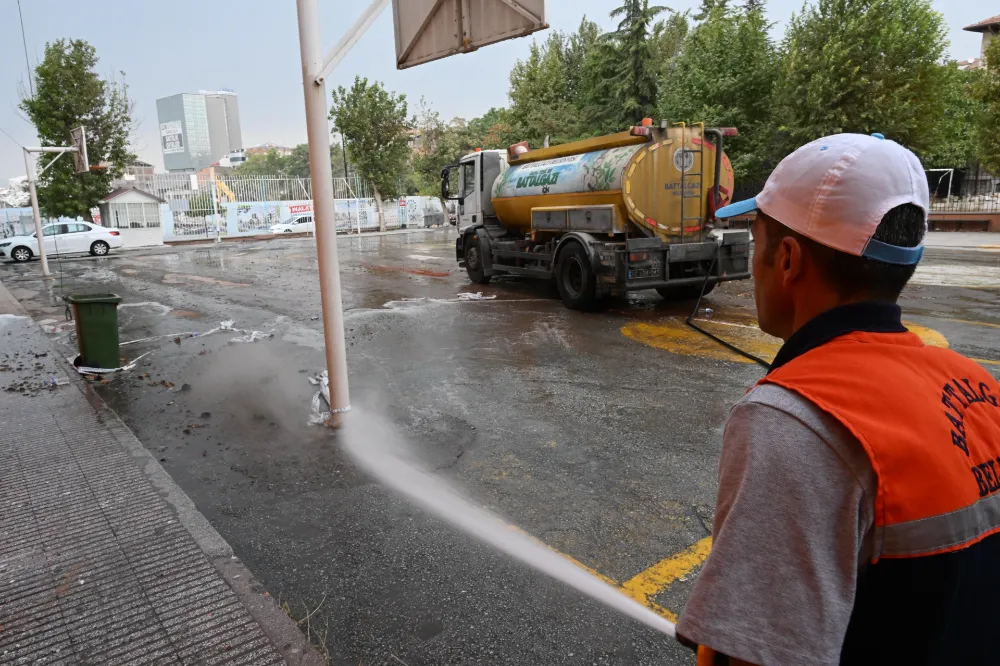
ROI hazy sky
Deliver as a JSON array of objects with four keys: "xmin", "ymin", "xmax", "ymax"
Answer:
[{"xmin": 0, "ymin": 0, "xmax": 989, "ymax": 181}]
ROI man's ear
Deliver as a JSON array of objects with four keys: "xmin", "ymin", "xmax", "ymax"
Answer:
[{"xmin": 779, "ymin": 235, "xmax": 806, "ymax": 288}]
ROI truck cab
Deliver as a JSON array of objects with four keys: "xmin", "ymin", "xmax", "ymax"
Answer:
[{"xmin": 442, "ymin": 150, "xmax": 507, "ymax": 229}]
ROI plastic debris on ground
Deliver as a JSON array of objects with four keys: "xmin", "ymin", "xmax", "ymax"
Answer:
[
  {"xmin": 68, "ymin": 350, "xmax": 153, "ymax": 376},
  {"xmin": 308, "ymin": 370, "xmax": 331, "ymax": 426},
  {"xmin": 120, "ymin": 320, "xmax": 272, "ymax": 347},
  {"xmin": 456, "ymin": 292, "xmax": 497, "ymax": 301}
]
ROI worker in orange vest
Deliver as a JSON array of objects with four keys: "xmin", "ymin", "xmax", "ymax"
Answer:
[{"xmin": 676, "ymin": 133, "xmax": 1000, "ymax": 665}]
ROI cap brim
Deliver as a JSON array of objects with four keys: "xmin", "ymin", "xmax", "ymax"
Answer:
[{"xmin": 715, "ymin": 197, "xmax": 758, "ymax": 219}]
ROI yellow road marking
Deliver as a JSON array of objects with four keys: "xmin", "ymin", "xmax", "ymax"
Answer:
[
  {"xmin": 510, "ymin": 523, "xmax": 711, "ymax": 622},
  {"xmin": 938, "ymin": 316, "xmax": 1000, "ymax": 330},
  {"xmin": 903, "ymin": 322, "xmax": 949, "ymax": 348},
  {"xmin": 621, "ymin": 318, "xmax": 782, "ymax": 364},
  {"xmin": 620, "ymin": 537, "xmax": 714, "ymax": 613},
  {"xmin": 975, "ymin": 358, "xmax": 1000, "ymax": 367},
  {"xmin": 621, "ymin": 317, "xmax": 949, "ymax": 362}
]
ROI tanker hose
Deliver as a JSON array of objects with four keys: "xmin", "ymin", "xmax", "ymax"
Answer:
[{"xmin": 685, "ymin": 245, "xmax": 772, "ymax": 370}]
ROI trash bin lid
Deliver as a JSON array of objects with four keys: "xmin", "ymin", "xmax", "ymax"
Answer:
[{"xmin": 64, "ymin": 293, "xmax": 123, "ymax": 305}]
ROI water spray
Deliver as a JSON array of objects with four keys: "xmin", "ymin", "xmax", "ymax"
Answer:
[{"xmin": 341, "ymin": 410, "xmax": 677, "ymax": 639}]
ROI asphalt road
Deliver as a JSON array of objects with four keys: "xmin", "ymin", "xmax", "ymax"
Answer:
[{"xmin": 2, "ymin": 229, "xmax": 998, "ymax": 665}]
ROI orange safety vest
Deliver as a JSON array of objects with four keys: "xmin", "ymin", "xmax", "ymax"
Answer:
[
  {"xmin": 754, "ymin": 329, "xmax": 1000, "ymax": 664},
  {"xmin": 758, "ymin": 330, "xmax": 1000, "ymax": 560}
]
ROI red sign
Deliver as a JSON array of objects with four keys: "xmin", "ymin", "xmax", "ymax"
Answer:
[{"xmin": 290, "ymin": 204, "xmax": 312, "ymax": 214}]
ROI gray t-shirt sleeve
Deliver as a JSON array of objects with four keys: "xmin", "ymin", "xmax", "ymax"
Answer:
[{"xmin": 676, "ymin": 385, "xmax": 876, "ymax": 666}]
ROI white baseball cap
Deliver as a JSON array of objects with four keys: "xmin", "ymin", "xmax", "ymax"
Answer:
[{"xmin": 715, "ymin": 133, "xmax": 930, "ymax": 265}]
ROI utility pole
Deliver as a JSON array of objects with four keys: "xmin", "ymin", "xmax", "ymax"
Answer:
[
  {"xmin": 23, "ymin": 148, "xmax": 48, "ymax": 276},
  {"xmin": 296, "ymin": 0, "xmax": 351, "ymax": 427}
]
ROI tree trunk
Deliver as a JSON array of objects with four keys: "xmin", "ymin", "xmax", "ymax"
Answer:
[{"xmin": 372, "ymin": 184, "xmax": 386, "ymax": 232}]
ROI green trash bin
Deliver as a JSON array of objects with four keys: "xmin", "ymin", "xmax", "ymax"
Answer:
[{"xmin": 65, "ymin": 294, "xmax": 123, "ymax": 370}]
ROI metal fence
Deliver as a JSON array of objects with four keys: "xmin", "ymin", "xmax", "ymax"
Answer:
[
  {"xmin": 727, "ymin": 171, "xmax": 1000, "ymax": 215},
  {"xmin": 927, "ymin": 170, "xmax": 1000, "ymax": 213},
  {"xmin": 123, "ymin": 173, "xmax": 405, "ymax": 240}
]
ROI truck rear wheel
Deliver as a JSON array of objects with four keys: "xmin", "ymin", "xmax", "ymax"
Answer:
[
  {"xmin": 556, "ymin": 242, "xmax": 598, "ymax": 311},
  {"xmin": 656, "ymin": 282, "xmax": 716, "ymax": 302},
  {"xmin": 465, "ymin": 237, "xmax": 491, "ymax": 285}
]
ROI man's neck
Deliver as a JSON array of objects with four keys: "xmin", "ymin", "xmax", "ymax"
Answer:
[{"xmin": 787, "ymin": 292, "xmax": 871, "ymax": 341}]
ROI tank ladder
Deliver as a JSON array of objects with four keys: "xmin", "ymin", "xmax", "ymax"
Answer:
[{"xmin": 674, "ymin": 122, "xmax": 705, "ymax": 244}]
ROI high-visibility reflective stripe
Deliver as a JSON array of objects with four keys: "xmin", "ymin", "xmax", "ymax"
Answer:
[{"xmin": 879, "ymin": 491, "xmax": 1000, "ymax": 558}]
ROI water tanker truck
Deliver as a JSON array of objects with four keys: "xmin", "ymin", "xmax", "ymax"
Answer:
[{"xmin": 443, "ymin": 121, "xmax": 752, "ymax": 310}]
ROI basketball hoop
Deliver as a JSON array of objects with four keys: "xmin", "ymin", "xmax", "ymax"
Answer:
[{"xmin": 70, "ymin": 126, "xmax": 89, "ymax": 174}]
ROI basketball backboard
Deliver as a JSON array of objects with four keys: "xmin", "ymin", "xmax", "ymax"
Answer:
[
  {"xmin": 392, "ymin": 0, "xmax": 547, "ymax": 70},
  {"xmin": 70, "ymin": 126, "xmax": 89, "ymax": 174}
]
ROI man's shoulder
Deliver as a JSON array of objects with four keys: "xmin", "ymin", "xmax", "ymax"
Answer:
[{"xmin": 727, "ymin": 383, "xmax": 875, "ymax": 488}]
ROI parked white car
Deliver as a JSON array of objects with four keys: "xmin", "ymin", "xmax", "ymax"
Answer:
[
  {"xmin": 269, "ymin": 215, "xmax": 315, "ymax": 234},
  {"xmin": 0, "ymin": 222, "xmax": 124, "ymax": 263}
]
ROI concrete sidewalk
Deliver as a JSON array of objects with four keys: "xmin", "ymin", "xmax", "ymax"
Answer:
[
  {"xmin": 0, "ymin": 282, "xmax": 322, "ymax": 665},
  {"xmin": 924, "ymin": 231, "xmax": 1000, "ymax": 249}
]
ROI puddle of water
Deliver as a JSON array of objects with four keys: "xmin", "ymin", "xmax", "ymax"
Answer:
[
  {"xmin": 162, "ymin": 273, "xmax": 249, "ymax": 288},
  {"xmin": 120, "ymin": 301, "xmax": 173, "ymax": 316},
  {"xmin": 359, "ymin": 262, "xmax": 451, "ymax": 278}
]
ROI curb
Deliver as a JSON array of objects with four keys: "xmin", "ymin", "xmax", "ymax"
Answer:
[{"xmin": 0, "ymin": 277, "xmax": 327, "ymax": 666}]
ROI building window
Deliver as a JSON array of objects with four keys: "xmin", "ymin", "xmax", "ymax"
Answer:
[{"xmin": 110, "ymin": 202, "xmax": 162, "ymax": 229}]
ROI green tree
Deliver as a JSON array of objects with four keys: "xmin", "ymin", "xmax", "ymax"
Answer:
[
  {"xmin": 564, "ymin": 18, "xmax": 602, "ymax": 104},
  {"xmin": 330, "ymin": 77, "xmax": 410, "ymax": 230},
  {"xmin": 694, "ymin": 0, "xmax": 730, "ymax": 20},
  {"xmin": 775, "ymin": 0, "xmax": 949, "ymax": 156},
  {"xmin": 280, "ymin": 142, "xmax": 348, "ymax": 179},
  {"xmin": 19, "ymin": 39, "xmax": 134, "ymax": 220},
  {"xmin": 584, "ymin": 0, "xmax": 667, "ymax": 133},
  {"xmin": 659, "ymin": 4, "xmax": 779, "ymax": 179},
  {"xmin": 974, "ymin": 38, "xmax": 1000, "ymax": 175},
  {"xmin": 283, "ymin": 144, "xmax": 311, "ymax": 178},
  {"xmin": 408, "ymin": 100, "xmax": 470, "ymax": 195},
  {"xmin": 920, "ymin": 64, "xmax": 985, "ymax": 170},
  {"xmin": 651, "ymin": 12, "xmax": 690, "ymax": 66},
  {"xmin": 508, "ymin": 34, "xmax": 584, "ymax": 147},
  {"xmin": 235, "ymin": 150, "xmax": 288, "ymax": 176},
  {"xmin": 467, "ymin": 108, "xmax": 518, "ymax": 149}
]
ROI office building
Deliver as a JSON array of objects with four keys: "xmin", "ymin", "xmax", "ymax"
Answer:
[{"xmin": 156, "ymin": 91, "xmax": 243, "ymax": 172}]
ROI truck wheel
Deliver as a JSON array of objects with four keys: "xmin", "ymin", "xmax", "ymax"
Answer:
[
  {"xmin": 465, "ymin": 237, "xmax": 491, "ymax": 285},
  {"xmin": 556, "ymin": 242, "xmax": 598, "ymax": 311},
  {"xmin": 657, "ymin": 282, "xmax": 716, "ymax": 302}
]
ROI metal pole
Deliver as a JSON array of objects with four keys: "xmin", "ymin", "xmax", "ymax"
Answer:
[
  {"xmin": 210, "ymin": 167, "xmax": 221, "ymax": 243},
  {"xmin": 341, "ymin": 135, "xmax": 349, "ymax": 179},
  {"xmin": 23, "ymin": 148, "xmax": 50, "ymax": 277},
  {"xmin": 297, "ymin": 0, "xmax": 351, "ymax": 427},
  {"xmin": 17, "ymin": 0, "xmax": 34, "ymax": 98}
]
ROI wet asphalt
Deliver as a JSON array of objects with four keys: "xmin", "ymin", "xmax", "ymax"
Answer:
[{"xmin": 2, "ymin": 229, "xmax": 998, "ymax": 666}]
